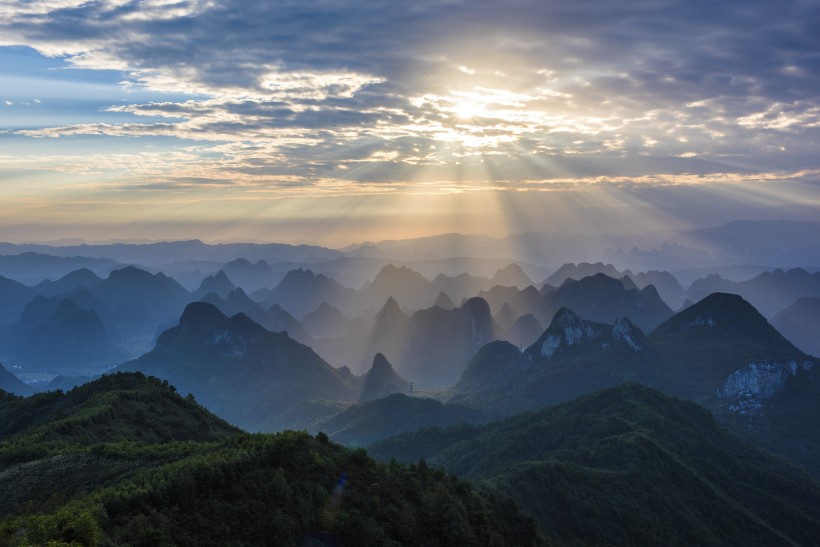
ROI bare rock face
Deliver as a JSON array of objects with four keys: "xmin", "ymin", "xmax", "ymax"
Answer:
[{"xmin": 718, "ymin": 360, "xmax": 814, "ymax": 414}]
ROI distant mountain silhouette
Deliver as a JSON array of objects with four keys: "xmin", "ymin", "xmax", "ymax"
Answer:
[
  {"xmin": 359, "ymin": 353, "xmax": 409, "ymax": 401},
  {"xmin": 302, "ymin": 302, "xmax": 349, "ymax": 338},
  {"xmin": 687, "ymin": 268, "xmax": 820, "ymax": 316},
  {"xmin": 192, "ymin": 270, "xmax": 236, "ymax": 299},
  {"xmin": 772, "ymin": 297, "xmax": 820, "ymax": 356},
  {"xmin": 256, "ymin": 303, "xmax": 314, "ymax": 345},
  {"xmin": 546, "ymin": 262, "xmax": 622, "ymax": 286},
  {"xmin": 501, "ymin": 314, "xmax": 543, "ymax": 349},
  {"xmin": 87, "ymin": 266, "xmax": 192, "ymax": 341},
  {"xmin": 0, "ymin": 253, "xmax": 115, "ymax": 285},
  {"xmin": 0, "ymin": 363, "xmax": 31, "ymax": 396},
  {"xmin": 432, "ymin": 291, "xmax": 455, "ymax": 310},
  {"xmin": 117, "ymin": 302, "xmax": 359, "ymax": 431},
  {"xmin": 260, "ymin": 268, "xmax": 356, "ymax": 318},
  {"xmin": 489, "ymin": 263, "xmax": 533, "ymax": 288},
  {"xmin": 361, "ymin": 264, "xmax": 434, "ymax": 310},
  {"xmin": 35, "ymin": 267, "xmax": 102, "ymax": 297},
  {"xmin": 221, "ymin": 258, "xmax": 282, "ymax": 293},
  {"xmin": 6, "ymin": 298, "xmax": 126, "ymax": 372},
  {"xmin": 0, "ymin": 275, "xmax": 34, "ymax": 324},
  {"xmin": 538, "ymin": 273, "xmax": 674, "ymax": 331}
]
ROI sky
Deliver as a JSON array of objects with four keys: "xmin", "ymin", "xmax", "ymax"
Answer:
[{"xmin": 1, "ymin": 0, "xmax": 819, "ymax": 246}]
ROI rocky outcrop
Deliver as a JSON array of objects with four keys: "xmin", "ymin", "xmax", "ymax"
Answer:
[{"xmin": 718, "ymin": 360, "xmax": 814, "ymax": 414}]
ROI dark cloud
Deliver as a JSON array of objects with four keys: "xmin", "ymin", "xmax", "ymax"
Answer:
[{"xmin": 2, "ymin": 0, "xmax": 819, "ymax": 187}]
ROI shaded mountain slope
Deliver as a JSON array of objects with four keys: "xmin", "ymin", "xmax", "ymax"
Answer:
[
  {"xmin": 538, "ymin": 273, "xmax": 673, "ymax": 331},
  {"xmin": 5, "ymin": 298, "xmax": 126, "ymax": 372},
  {"xmin": 0, "ymin": 363, "xmax": 31, "ymax": 397},
  {"xmin": 117, "ymin": 302, "xmax": 359, "ymax": 431},
  {"xmin": 359, "ymin": 353, "xmax": 409, "ymax": 401},
  {"xmin": 772, "ymin": 296, "xmax": 820, "ymax": 357},
  {"xmin": 371, "ymin": 383, "xmax": 820, "ymax": 546}
]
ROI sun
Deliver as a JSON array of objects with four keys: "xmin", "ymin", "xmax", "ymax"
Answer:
[{"xmin": 452, "ymin": 99, "xmax": 485, "ymax": 120}]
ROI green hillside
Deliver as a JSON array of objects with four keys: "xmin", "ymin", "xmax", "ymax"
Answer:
[
  {"xmin": 0, "ymin": 373, "xmax": 542, "ymax": 547},
  {"xmin": 371, "ymin": 383, "xmax": 820, "ymax": 546}
]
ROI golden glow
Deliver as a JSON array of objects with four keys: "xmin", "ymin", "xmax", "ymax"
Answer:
[{"xmin": 452, "ymin": 99, "xmax": 485, "ymax": 120}]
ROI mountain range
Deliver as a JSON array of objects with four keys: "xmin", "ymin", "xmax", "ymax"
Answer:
[{"xmin": 370, "ymin": 383, "xmax": 820, "ymax": 546}]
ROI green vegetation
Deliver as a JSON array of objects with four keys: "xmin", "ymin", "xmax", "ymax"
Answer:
[
  {"xmin": 371, "ymin": 383, "xmax": 820, "ymax": 546},
  {"xmin": 0, "ymin": 373, "xmax": 542, "ymax": 546}
]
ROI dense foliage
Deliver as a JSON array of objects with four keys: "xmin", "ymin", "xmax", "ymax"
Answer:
[
  {"xmin": 371, "ymin": 383, "xmax": 820, "ymax": 546},
  {"xmin": 0, "ymin": 373, "xmax": 542, "ymax": 546}
]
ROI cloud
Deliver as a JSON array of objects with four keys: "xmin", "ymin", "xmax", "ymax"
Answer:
[{"xmin": 1, "ymin": 0, "xmax": 819, "ymax": 191}]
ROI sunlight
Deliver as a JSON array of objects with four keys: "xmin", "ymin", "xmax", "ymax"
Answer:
[{"xmin": 453, "ymin": 99, "xmax": 485, "ymax": 120}]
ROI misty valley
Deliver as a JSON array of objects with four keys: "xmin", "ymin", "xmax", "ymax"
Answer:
[{"xmin": 0, "ymin": 222, "xmax": 819, "ymax": 545}]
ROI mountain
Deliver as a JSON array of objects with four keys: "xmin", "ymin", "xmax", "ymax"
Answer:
[
  {"xmin": 687, "ymin": 268, "xmax": 820, "ymax": 317},
  {"xmin": 117, "ymin": 302, "xmax": 358, "ymax": 431},
  {"xmin": 452, "ymin": 308, "xmax": 656, "ymax": 413},
  {"xmin": 87, "ymin": 266, "xmax": 192, "ymax": 341},
  {"xmin": 192, "ymin": 269, "xmax": 236, "ymax": 299},
  {"xmin": 391, "ymin": 297, "xmax": 496, "ymax": 386},
  {"xmin": 200, "ymin": 287, "xmax": 259, "ymax": 317},
  {"xmin": 221, "ymin": 258, "xmax": 283, "ymax": 293},
  {"xmin": 649, "ymin": 292, "xmax": 807, "ymax": 402},
  {"xmin": 0, "ymin": 363, "xmax": 31, "ymax": 396},
  {"xmin": 545, "ymin": 262, "xmax": 622, "ymax": 286},
  {"xmin": 500, "ymin": 313, "xmax": 543, "ymax": 349},
  {"xmin": 256, "ymin": 303, "xmax": 314, "ymax": 345},
  {"xmin": 359, "ymin": 353, "xmax": 409, "ymax": 401},
  {"xmin": 493, "ymin": 301, "xmax": 518, "ymax": 328},
  {"xmin": 0, "ymin": 275, "xmax": 34, "ymax": 325},
  {"xmin": 361, "ymin": 264, "xmax": 435, "ymax": 310},
  {"xmin": 5, "ymin": 298, "xmax": 126, "ymax": 373},
  {"xmin": 0, "ymin": 239, "xmax": 341, "ymax": 268},
  {"xmin": 370, "ymin": 383, "xmax": 820, "ymax": 546},
  {"xmin": 0, "ymin": 373, "xmax": 539, "ymax": 547},
  {"xmin": 0, "ymin": 372, "xmax": 239, "ymax": 453},
  {"xmin": 34, "ymin": 267, "xmax": 103, "ymax": 297},
  {"xmin": 432, "ymin": 290, "xmax": 455, "ymax": 309},
  {"xmin": 319, "ymin": 393, "xmax": 491, "ymax": 447},
  {"xmin": 260, "ymin": 268, "xmax": 356, "ymax": 318},
  {"xmin": 489, "ymin": 263, "xmax": 533, "ymax": 288},
  {"xmin": 302, "ymin": 302, "xmax": 349, "ymax": 338},
  {"xmin": 772, "ymin": 297, "xmax": 820, "ymax": 356},
  {"xmin": 477, "ymin": 285, "xmax": 523, "ymax": 314},
  {"xmin": 630, "ymin": 269, "xmax": 686, "ymax": 308},
  {"xmin": 312, "ymin": 296, "xmax": 497, "ymax": 385},
  {"xmin": 455, "ymin": 292, "xmax": 820, "ymax": 476},
  {"xmin": 0, "ymin": 252, "xmax": 116, "ymax": 285},
  {"xmin": 538, "ymin": 273, "xmax": 674, "ymax": 331}
]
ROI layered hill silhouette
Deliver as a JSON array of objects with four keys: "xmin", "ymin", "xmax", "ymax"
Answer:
[
  {"xmin": 359, "ymin": 353, "xmax": 409, "ymax": 401},
  {"xmin": 688, "ymin": 267, "xmax": 820, "ymax": 316},
  {"xmin": 315, "ymin": 296, "xmax": 497, "ymax": 384},
  {"xmin": 0, "ymin": 363, "xmax": 31, "ymax": 397},
  {"xmin": 3, "ymin": 297, "xmax": 126, "ymax": 372},
  {"xmin": 772, "ymin": 296, "xmax": 820, "ymax": 356},
  {"xmin": 537, "ymin": 272, "xmax": 674, "ymax": 331},
  {"xmin": 453, "ymin": 292, "xmax": 820, "ymax": 475},
  {"xmin": 117, "ymin": 302, "xmax": 360, "ymax": 431},
  {"xmin": 371, "ymin": 383, "xmax": 820, "ymax": 546}
]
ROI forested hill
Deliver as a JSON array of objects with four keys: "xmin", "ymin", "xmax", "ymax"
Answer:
[
  {"xmin": 0, "ymin": 373, "xmax": 542, "ymax": 546},
  {"xmin": 370, "ymin": 383, "xmax": 820, "ymax": 546}
]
